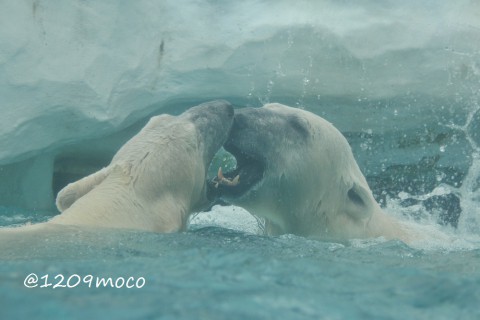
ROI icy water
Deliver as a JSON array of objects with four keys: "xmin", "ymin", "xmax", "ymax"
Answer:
[
  {"xmin": 2, "ymin": 105, "xmax": 480, "ymax": 319},
  {"xmin": 2, "ymin": 103, "xmax": 480, "ymax": 319},
  {"xmin": 1, "ymin": 205, "xmax": 480, "ymax": 320}
]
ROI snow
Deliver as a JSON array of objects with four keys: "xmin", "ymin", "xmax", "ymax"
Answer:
[{"xmin": 0, "ymin": 0, "xmax": 479, "ymax": 210}]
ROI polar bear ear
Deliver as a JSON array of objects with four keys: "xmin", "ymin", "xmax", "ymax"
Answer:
[
  {"xmin": 55, "ymin": 167, "xmax": 110, "ymax": 212},
  {"xmin": 344, "ymin": 182, "xmax": 374, "ymax": 220},
  {"xmin": 287, "ymin": 115, "xmax": 311, "ymax": 139}
]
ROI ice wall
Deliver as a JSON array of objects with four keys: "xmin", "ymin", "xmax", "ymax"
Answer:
[{"xmin": 0, "ymin": 0, "xmax": 479, "ymax": 211}]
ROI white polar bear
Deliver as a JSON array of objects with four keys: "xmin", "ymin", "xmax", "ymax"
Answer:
[
  {"xmin": 4, "ymin": 100, "xmax": 234, "ymax": 233},
  {"xmin": 213, "ymin": 103, "xmax": 417, "ymax": 243}
]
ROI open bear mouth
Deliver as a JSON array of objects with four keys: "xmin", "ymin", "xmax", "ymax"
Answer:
[{"xmin": 207, "ymin": 145, "xmax": 265, "ymax": 200}]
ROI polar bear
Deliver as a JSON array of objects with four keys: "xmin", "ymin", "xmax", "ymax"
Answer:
[
  {"xmin": 4, "ymin": 100, "xmax": 234, "ymax": 233},
  {"xmin": 212, "ymin": 103, "xmax": 416, "ymax": 243}
]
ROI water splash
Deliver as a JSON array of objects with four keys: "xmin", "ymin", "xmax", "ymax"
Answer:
[
  {"xmin": 447, "ymin": 102, "xmax": 480, "ymax": 234},
  {"xmin": 190, "ymin": 205, "xmax": 264, "ymax": 235},
  {"xmin": 444, "ymin": 54, "xmax": 480, "ymax": 231},
  {"xmin": 381, "ymin": 98, "xmax": 480, "ymax": 249}
]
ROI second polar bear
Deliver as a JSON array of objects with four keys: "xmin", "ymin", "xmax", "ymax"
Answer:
[
  {"xmin": 52, "ymin": 100, "xmax": 234, "ymax": 232},
  {"xmin": 213, "ymin": 103, "xmax": 418, "ymax": 243},
  {"xmin": 7, "ymin": 100, "xmax": 234, "ymax": 233}
]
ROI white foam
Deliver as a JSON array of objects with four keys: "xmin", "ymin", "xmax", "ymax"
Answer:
[
  {"xmin": 189, "ymin": 205, "xmax": 263, "ymax": 234},
  {"xmin": 383, "ymin": 196, "xmax": 480, "ymax": 251}
]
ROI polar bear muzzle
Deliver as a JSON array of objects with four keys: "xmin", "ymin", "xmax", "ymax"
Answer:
[{"xmin": 183, "ymin": 100, "xmax": 235, "ymax": 163}]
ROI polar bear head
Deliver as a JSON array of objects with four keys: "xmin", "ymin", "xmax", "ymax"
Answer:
[
  {"xmin": 52, "ymin": 100, "xmax": 234, "ymax": 232},
  {"xmin": 213, "ymin": 103, "xmax": 410, "ymax": 241}
]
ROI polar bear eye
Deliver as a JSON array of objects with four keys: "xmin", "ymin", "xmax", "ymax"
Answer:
[
  {"xmin": 347, "ymin": 187, "xmax": 366, "ymax": 207},
  {"xmin": 287, "ymin": 116, "xmax": 310, "ymax": 139}
]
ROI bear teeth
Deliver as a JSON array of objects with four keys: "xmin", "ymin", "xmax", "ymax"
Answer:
[{"xmin": 214, "ymin": 167, "xmax": 240, "ymax": 188}]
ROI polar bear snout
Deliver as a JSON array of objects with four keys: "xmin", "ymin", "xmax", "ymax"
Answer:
[
  {"xmin": 185, "ymin": 100, "xmax": 234, "ymax": 126},
  {"xmin": 186, "ymin": 100, "xmax": 234, "ymax": 161}
]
